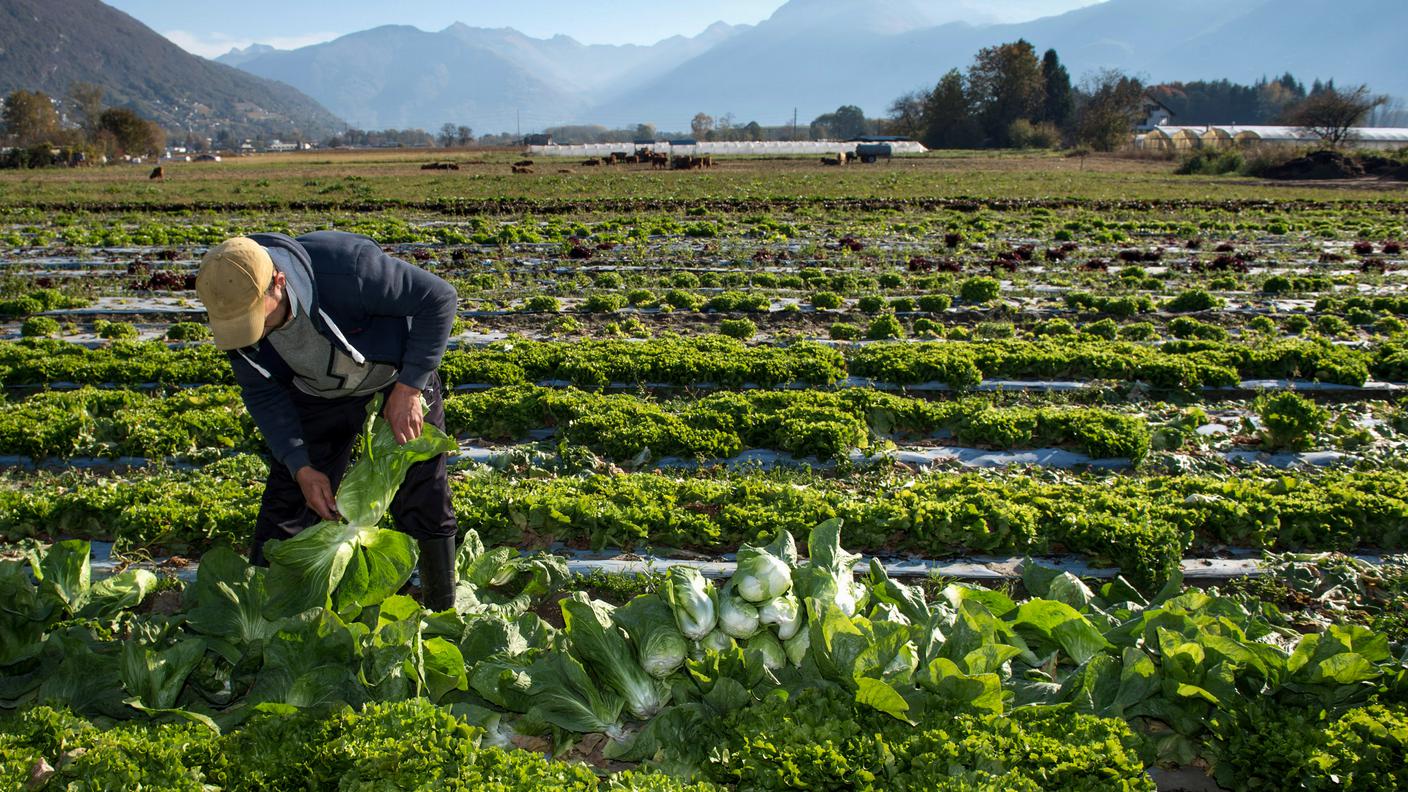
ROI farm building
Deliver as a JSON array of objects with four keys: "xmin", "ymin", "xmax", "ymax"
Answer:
[{"xmin": 1136, "ymin": 125, "xmax": 1408, "ymax": 151}]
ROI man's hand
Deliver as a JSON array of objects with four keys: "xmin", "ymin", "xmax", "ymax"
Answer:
[
  {"xmin": 383, "ymin": 382, "xmax": 424, "ymax": 445},
  {"xmin": 295, "ymin": 466, "xmax": 340, "ymax": 522}
]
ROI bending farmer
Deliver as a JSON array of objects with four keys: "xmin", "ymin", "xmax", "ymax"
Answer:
[{"xmin": 194, "ymin": 232, "xmax": 459, "ymax": 610}]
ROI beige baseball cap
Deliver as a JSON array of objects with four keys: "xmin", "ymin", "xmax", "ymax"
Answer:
[{"xmin": 195, "ymin": 237, "xmax": 275, "ymax": 350}]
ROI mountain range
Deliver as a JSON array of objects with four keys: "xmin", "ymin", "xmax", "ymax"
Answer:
[
  {"xmin": 219, "ymin": 0, "xmax": 1408, "ymax": 134},
  {"xmin": 0, "ymin": 0, "xmax": 343, "ymax": 141},
  {"xmin": 218, "ymin": 21, "xmax": 747, "ymax": 132}
]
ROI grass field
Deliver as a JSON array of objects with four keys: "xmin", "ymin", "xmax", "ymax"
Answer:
[{"xmin": 2, "ymin": 148, "xmax": 1406, "ymax": 208}]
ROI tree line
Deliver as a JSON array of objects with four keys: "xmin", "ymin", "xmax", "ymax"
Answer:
[
  {"xmin": 1, "ymin": 84, "xmax": 165, "ymax": 167},
  {"xmin": 881, "ymin": 41, "xmax": 1388, "ymax": 151},
  {"xmin": 882, "ymin": 41, "xmax": 1140, "ymax": 151}
]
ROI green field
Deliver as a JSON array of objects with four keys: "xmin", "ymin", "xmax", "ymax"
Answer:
[
  {"xmin": 3, "ymin": 148, "xmax": 1407, "ymax": 208},
  {"xmin": 2, "ymin": 150, "xmax": 1408, "ymax": 790}
]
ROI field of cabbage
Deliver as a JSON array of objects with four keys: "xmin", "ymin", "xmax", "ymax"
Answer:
[{"xmin": 1, "ymin": 153, "xmax": 1407, "ymax": 790}]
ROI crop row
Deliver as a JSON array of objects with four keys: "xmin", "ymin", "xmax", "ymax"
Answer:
[
  {"xmin": 4, "ymin": 460, "xmax": 1406, "ymax": 585},
  {"xmin": 4, "ymin": 336, "xmax": 1400, "ymax": 391},
  {"xmin": 3, "ymin": 200, "xmax": 1404, "ymax": 248},
  {"xmin": 0, "ymin": 700, "xmax": 716, "ymax": 790},
  {"xmin": 0, "ymin": 384, "xmax": 1150, "ymax": 463},
  {"xmin": 2, "ymin": 518, "xmax": 1405, "ymax": 789},
  {"xmin": 2, "ymin": 258, "xmax": 1370, "ymax": 304},
  {"xmin": 0, "ymin": 697, "xmax": 1150, "ymax": 791},
  {"xmin": 447, "ymin": 385, "xmax": 1150, "ymax": 461}
]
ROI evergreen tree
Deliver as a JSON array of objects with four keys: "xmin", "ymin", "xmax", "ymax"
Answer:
[
  {"xmin": 1040, "ymin": 49, "xmax": 1074, "ymax": 132},
  {"xmin": 922, "ymin": 70, "xmax": 982, "ymax": 149}
]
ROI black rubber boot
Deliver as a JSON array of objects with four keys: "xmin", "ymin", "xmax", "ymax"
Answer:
[{"xmin": 417, "ymin": 535, "xmax": 457, "ymax": 612}]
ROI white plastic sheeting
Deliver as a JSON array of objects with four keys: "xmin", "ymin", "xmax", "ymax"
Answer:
[
  {"xmin": 528, "ymin": 140, "xmax": 928, "ymax": 157},
  {"xmin": 84, "ymin": 538, "xmax": 1387, "ymax": 584}
]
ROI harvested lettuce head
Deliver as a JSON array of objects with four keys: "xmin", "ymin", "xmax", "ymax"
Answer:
[
  {"xmin": 784, "ymin": 625, "xmax": 810, "ymax": 667},
  {"xmin": 746, "ymin": 631, "xmax": 787, "ymax": 671},
  {"xmin": 665, "ymin": 566, "xmax": 716, "ymax": 641},
  {"xmin": 561, "ymin": 592, "xmax": 669, "ymax": 720},
  {"xmin": 758, "ymin": 591, "xmax": 802, "ymax": 640},
  {"xmin": 700, "ymin": 628, "xmax": 736, "ymax": 654},
  {"xmin": 734, "ymin": 530, "xmax": 797, "ymax": 603},
  {"xmin": 612, "ymin": 593, "xmax": 688, "ymax": 680},
  {"xmin": 793, "ymin": 518, "xmax": 863, "ymax": 617},
  {"xmin": 718, "ymin": 581, "xmax": 761, "ymax": 639}
]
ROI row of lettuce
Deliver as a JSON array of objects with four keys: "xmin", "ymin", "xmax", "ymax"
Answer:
[
  {"xmin": 4, "ymin": 335, "xmax": 1406, "ymax": 389},
  {"xmin": 11, "ymin": 268, "xmax": 1401, "ymax": 320},
  {"xmin": 1, "ymin": 520, "xmax": 1404, "ymax": 790},
  {"xmin": 3, "ymin": 456, "xmax": 1407, "ymax": 586},
  {"xmin": 7, "ymin": 681, "xmax": 1400, "ymax": 790},
  {"xmin": 0, "ymin": 384, "xmax": 1158, "ymax": 462},
  {"xmin": 15, "ymin": 309, "xmax": 1407, "ymax": 358},
  {"xmin": 1, "ymin": 381, "xmax": 1388, "ymax": 464},
  {"xmin": 8, "ymin": 274, "xmax": 1408, "ymax": 329},
  {"xmin": 2, "ymin": 201, "xmax": 1401, "ymax": 246}
]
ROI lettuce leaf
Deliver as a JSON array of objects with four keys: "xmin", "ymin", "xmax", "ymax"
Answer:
[{"xmin": 264, "ymin": 397, "xmax": 457, "ymax": 620}]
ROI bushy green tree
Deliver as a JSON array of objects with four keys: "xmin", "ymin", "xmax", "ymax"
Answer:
[
  {"xmin": 810, "ymin": 105, "xmax": 868, "ymax": 140},
  {"xmin": 1, "ymin": 90, "xmax": 61, "ymax": 146},
  {"xmin": 967, "ymin": 39, "xmax": 1045, "ymax": 146},
  {"xmin": 1075, "ymin": 69, "xmax": 1145, "ymax": 151},
  {"xmin": 98, "ymin": 108, "xmax": 165, "ymax": 157}
]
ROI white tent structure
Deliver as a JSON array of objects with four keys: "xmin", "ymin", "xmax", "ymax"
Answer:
[
  {"xmin": 1136, "ymin": 125, "xmax": 1408, "ymax": 151},
  {"xmin": 528, "ymin": 140, "xmax": 927, "ymax": 158}
]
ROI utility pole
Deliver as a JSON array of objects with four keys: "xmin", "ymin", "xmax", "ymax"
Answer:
[
  {"xmin": 516, "ymin": 109, "xmax": 521, "ymax": 141},
  {"xmin": 792, "ymin": 108, "xmax": 798, "ymax": 141}
]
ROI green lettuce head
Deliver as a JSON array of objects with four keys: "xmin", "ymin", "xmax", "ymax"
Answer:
[
  {"xmin": 665, "ymin": 566, "xmax": 716, "ymax": 641},
  {"xmin": 734, "ymin": 530, "xmax": 797, "ymax": 603}
]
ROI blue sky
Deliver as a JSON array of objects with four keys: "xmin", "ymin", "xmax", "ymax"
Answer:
[{"xmin": 108, "ymin": 1, "xmax": 1101, "ymax": 58}]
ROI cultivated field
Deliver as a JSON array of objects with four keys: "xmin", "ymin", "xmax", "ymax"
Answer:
[{"xmin": 1, "ymin": 150, "xmax": 1406, "ymax": 790}]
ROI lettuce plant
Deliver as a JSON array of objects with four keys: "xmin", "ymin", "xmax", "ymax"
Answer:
[{"xmin": 263, "ymin": 396, "xmax": 458, "ymax": 620}]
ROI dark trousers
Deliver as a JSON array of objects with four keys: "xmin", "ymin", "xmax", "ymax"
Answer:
[{"xmin": 250, "ymin": 371, "xmax": 457, "ymax": 565}]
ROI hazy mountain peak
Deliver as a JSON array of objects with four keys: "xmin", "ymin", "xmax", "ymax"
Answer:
[
  {"xmin": 761, "ymin": 0, "xmax": 945, "ymax": 35},
  {"xmin": 218, "ymin": 42, "xmax": 278, "ymax": 67}
]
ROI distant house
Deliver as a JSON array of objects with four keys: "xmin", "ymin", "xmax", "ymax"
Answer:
[
  {"xmin": 1138, "ymin": 96, "xmax": 1176, "ymax": 131},
  {"xmin": 523, "ymin": 133, "xmax": 552, "ymax": 146}
]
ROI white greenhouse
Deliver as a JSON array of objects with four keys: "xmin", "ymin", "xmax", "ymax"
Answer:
[
  {"xmin": 1136, "ymin": 125, "xmax": 1408, "ymax": 151},
  {"xmin": 527, "ymin": 140, "xmax": 928, "ymax": 158}
]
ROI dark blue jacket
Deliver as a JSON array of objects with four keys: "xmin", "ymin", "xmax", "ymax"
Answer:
[{"xmin": 229, "ymin": 231, "xmax": 457, "ymax": 475}]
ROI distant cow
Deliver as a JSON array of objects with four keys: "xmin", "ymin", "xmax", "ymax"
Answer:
[
  {"xmin": 512, "ymin": 165, "xmax": 534, "ymax": 174},
  {"xmin": 149, "ymin": 166, "xmax": 164, "ymax": 180},
  {"xmin": 420, "ymin": 162, "xmax": 460, "ymax": 170},
  {"xmin": 820, "ymin": 156, "xmax": 844, "ymax": 166},
  {"xmin": 514, "ymin": 159, "xmax": 534, "ymax": 167},
  {"xmin": 581, "ymin": 159, "xmax": 600, "ymax": 167}
]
